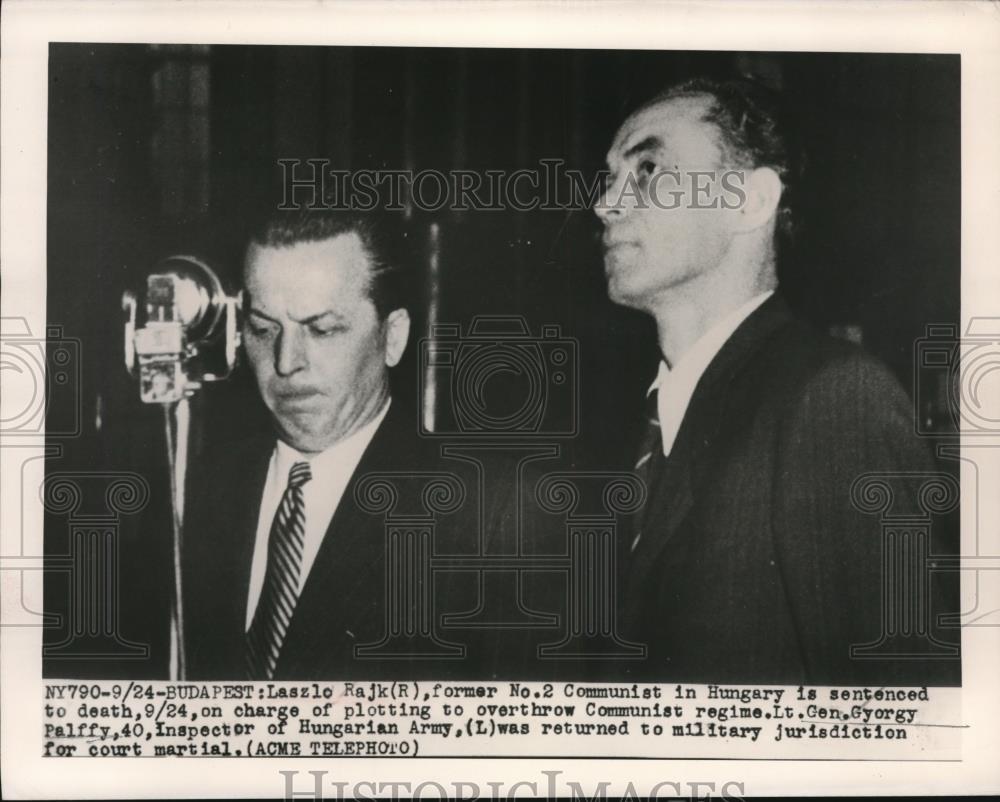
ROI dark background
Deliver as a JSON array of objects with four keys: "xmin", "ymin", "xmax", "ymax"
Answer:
[{"xmin": 43, "ymin": 45, "xmax": 960, "ymax": 676}]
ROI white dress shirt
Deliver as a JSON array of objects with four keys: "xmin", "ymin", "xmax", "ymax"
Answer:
[
  {"xmin": 244, "ymin": 401, "xmax": 390, "ymax": 631},
  {"xmin": 649, "ymin": 291, "xmax": 774, "ymax": 456}
]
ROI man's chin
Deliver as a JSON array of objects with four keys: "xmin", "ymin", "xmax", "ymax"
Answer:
[
  {"xmin": 605, "ymin": 271, "xmax": 647, "ymax": 310},
  {"xmin": 273, "ymin": 417, "xmax": 332, "ymax": 456},
  {"xmin": 604, "ymin": 253, "xmax": 643, "ymax": 301}
]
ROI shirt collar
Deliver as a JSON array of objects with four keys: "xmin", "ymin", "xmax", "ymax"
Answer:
[
  {"xmin": 647, "ymin": 290, "xmax": 775, "ymax": 396},
  {"xmin": 646, "ymin": 291, "xmax": 773, "ymax": 457}
]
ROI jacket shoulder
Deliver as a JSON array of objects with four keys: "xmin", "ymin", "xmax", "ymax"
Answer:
[{"xmin": 753, "ymin": 317, "xmax": 914, "ymax": 420}]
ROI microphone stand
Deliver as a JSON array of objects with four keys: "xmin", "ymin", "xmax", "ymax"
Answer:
[
  {"xmin": 123, "ymin": 256, "xmax": 241, "ymax": 681},
  {"xmin": 162, "ymin": 398, "xmax": 190, "ymax": 680}
]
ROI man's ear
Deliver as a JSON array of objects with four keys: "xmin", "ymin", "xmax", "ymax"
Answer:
[
  {"xmin": 733, "ymin": 165, "xmax": 783, "ymax": 233},
  {"xmin": 383, "ymin": 308, "xmax": 411, "ymax": 368}
]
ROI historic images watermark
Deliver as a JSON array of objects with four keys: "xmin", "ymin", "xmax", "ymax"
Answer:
[
  {"xmin": 352, "ymin": 316, "xmax": 646, "ymax": 665},
  {"xmin": 280, "ymin": 769, "xmax": 746, "ymax": 800},
  {"xmin": 914, "ymin": 318, "xmax": 1000, "ymax": 437},
  {"xmin": 839, "ymin": 317, "xmax": 1000, "ymax": 662},
  {"xmin": 1, "ymin": 317, "xmax": 81, "ymax": 439},
  {"xmin": 1, "ymin": 316, "xmax": 150, "ymax": 660},
  {"xmin": 277, "ymin": 159, "xmax": 750, "ymax": 214},
  {"xmin": 911, "ymin": 318, "xmax": 1000, "ymax": 631}
]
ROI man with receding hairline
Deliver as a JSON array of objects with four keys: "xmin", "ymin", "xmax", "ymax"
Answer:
[
  {"xmin": 596, "ymin": 77, "xmax": 958, "ymax": 685},
  {"xmin": 181, "ymin": 208, "xmax": 488, "ymax": 680}
]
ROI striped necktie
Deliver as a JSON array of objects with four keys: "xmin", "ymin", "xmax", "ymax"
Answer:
[
  {"xmin": 246, "ymin": 460, "xmax": 312, "ymax": 679},
  {"xmin": 630, "ymin": 387, "xmax": 662, "ymax": 552}
]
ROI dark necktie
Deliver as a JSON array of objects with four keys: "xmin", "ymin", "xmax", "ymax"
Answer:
[
  {"xmin": 246, "ymin": 460, "xmax": 312, "ymax": 680},
  {"xmin": 630, "ymin": 387, "xmax": 662, "ymax": 553}
]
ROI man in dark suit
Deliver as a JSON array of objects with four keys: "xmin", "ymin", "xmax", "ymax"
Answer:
[
  {"xmin": 595, "ymin": 77, "xmax": 959, "ymax": 685},
  {"xmin": 182, "ymin": 209, "xmax": 491, "ymax": 680}
]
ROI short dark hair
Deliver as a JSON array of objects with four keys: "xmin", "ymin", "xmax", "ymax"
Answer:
[
  {"xmin": 641, "ymin": 76, "xmax": 797, "ymax": 245},
  {"xmin": 246, "ymin": 206, "xmax": 412, "ymax": 319}
]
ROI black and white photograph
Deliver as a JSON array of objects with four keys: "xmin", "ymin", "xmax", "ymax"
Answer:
[
  {"xmin": 2, "ymin": 1, "xmax": 999, "ymax": 798},
  {"xmin": 39, "ymin": 43, "xmax": 963, "ymax": 685}
]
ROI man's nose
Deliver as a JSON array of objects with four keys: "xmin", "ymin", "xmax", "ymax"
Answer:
[
  {"xmin": 594, "ymin": 175, "xmax": 627, "ymax": 224},
  {"xmin": 275, "ymin": 327, "xmax": 308, "ymax": 376}
]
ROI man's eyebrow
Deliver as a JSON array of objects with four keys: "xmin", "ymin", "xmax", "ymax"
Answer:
[
  {"xmin": 247, "ymin": 306, "xmax": 278, "ymax": 323},
  {"xmin": 293, "ymin": 310, "xmax": 346, "ymax": 325},
  {"xmin": 623, "ymin": 135, "xmax": 665, "ymax": 161},
  {"xmin": 247, "ymin": 308, "xmax": 345, "ymax": 325}
]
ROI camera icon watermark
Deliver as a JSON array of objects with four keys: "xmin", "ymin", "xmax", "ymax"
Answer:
[
  {"xmin": 0, "ymin": 317, "xmax": 81, "ymax": 438},
  {"xmin": 914, "ymin": 318, "xmax": 1000, "ymax": 436},
  {"xmin": 419, "ymin": 316, "xmax": 578, "ymax": 438}
]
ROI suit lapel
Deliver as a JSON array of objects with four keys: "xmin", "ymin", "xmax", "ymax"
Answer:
[
  {"xmin": 624, "ymin": 295, "xmax": 794, "ymax": 607},
  {"xmin": 229, "ymin": 445, "xmax": 272, "ymax": 632},
  {"xmin": 276, "ymin": 405, "xmax": 411, "ymax": 676}
]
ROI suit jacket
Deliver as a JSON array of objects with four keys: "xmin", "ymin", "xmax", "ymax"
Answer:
[
  {"xmin": 182, "ymin": 401, "xmax": 505, "ymax": 680},
  {"xmin": 615, "ymin": 294, "xmax": 960, "ymax": 686}
]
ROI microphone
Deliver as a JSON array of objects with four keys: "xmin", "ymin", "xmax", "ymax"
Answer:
[
  {"xmin": 122, "ymin": 255, "xmax": 241, "ymax": 404},
  {"xmin": 121, "ymin": 255, "xmax": 241, "ymax": 680}
]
